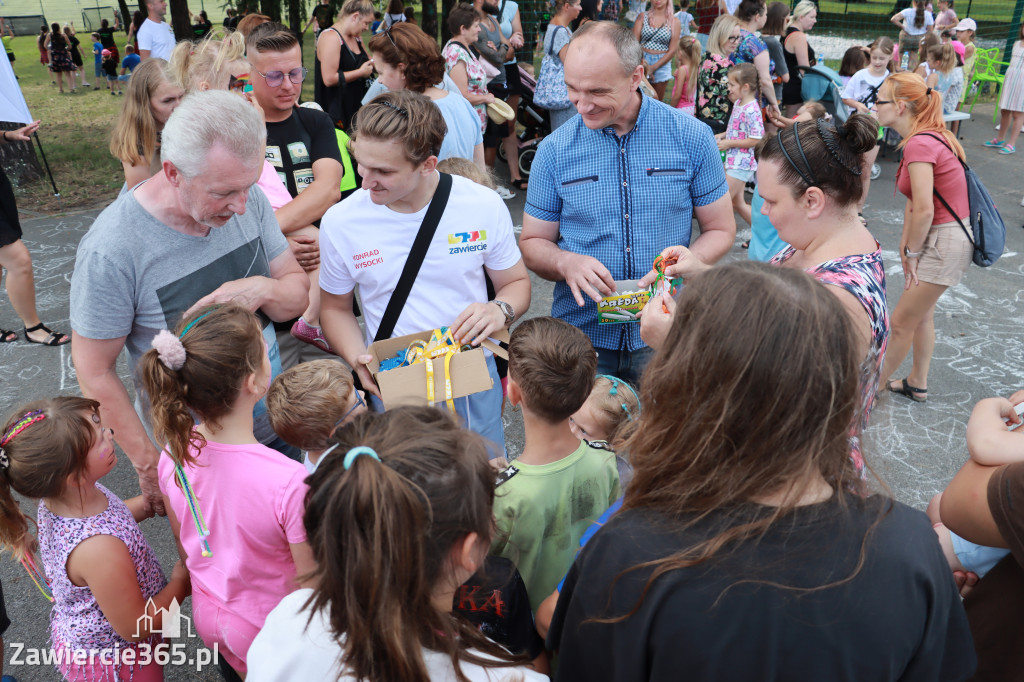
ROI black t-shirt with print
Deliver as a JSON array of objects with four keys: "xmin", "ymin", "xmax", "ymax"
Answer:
[
  {"xmin": 453, "ymin": 556, "xmax": 545, "ymax": 660},
  {"xmin": 97, "ymin": 26, "xmax": 116, "ymax": 50},
  {"xmin": 264, "ymin": 106, "xmax": 342, "ymax": 201}
]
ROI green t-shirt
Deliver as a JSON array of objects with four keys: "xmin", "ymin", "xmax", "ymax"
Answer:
[
  {"xmin": 491, "ymin": 440, "xmax": 620, "ymax": 612},
  {"xmin": 2, "ymin": 35, "xmax": 12, "ymax": 54}
]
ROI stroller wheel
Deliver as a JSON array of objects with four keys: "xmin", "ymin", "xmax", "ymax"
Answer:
[
  {"xmin": 519, "ymin": 147, "xmax": 536, "ymax": 177},
  {"xmin": 870, "ymin": 163, "xmax": 881, "ymax": 181},
  {"xmin": 497, "ymin": 143, "xmax": 507, "ymax": 163}
]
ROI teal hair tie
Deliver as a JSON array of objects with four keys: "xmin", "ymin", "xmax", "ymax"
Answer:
[
  {"xmin": 178, "ymin": 310, "xmax": 214, "ymax": 339},
  {"xmin": 343, "ymin": 446, "xmax": 380, "ymax": 470}
]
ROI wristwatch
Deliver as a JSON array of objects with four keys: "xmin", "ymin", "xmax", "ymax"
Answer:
[{"xmin": 490, "ymin": 300, "xmax": 515, "ymax": 328}]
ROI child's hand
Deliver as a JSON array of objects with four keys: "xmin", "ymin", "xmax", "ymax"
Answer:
[
  {"xmin": 640, "ymin": 292, "xmax": 676, "ymax": 351},
  {"xmin": 966, "ymin": 395, "xmax": 1024, "ymax": 466},
  {"xmin": 716, "ymin": 137, "xmax": 729, "ymax": 151}
]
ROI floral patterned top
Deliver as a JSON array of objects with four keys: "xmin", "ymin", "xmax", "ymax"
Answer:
[
  {"xmin": 771, "ymin": 245, "xmax": 889, "ymax": 474},
  {"xmin": 442, "ymin": 40, "xmax": 489, "ymax": 132},
  {"xmin": 724, "ymin": 99, "xmax": 764, "ymax": 171},
  {"xmin": 697, "ymin": 51, "xmax": 733, "ymax": 124},
  {"xmin": 731, "ymin": 29, "xmax": 773, "ymax": 74},
  {"xmin": 39, "ymin": 484, "xmax": 167, "ymax": 657}
]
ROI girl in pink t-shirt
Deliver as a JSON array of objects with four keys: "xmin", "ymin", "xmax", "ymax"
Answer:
[
  {"xmin": 140, "ymin": 304, "xmax": 314, "ymax": 678},
  {"xmin": 715, "ymin": 63, "xmax": 764, "ymax": 228},
  {"xmin": 671, "ymin": 35, "xmax": 702, "ymax": 115}
]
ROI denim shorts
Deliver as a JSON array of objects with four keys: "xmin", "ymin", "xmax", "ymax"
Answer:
[{"xmin": 643, "ymin": 51, "xmax": 672, "ymax": 84}]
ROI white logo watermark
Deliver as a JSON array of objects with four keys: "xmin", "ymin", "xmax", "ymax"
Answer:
[{"xmin": 9, "ymin": 598, "xmax": 218, "ymax": 672}]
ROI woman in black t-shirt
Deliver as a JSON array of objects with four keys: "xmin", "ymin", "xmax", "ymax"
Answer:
[
  {"xmin": 547, "ymin": 262, "xmax": 977, "ymax": 682},
  {"xmin": 97, "ymin": 19, "xmax": 119, "ymax": 64}
]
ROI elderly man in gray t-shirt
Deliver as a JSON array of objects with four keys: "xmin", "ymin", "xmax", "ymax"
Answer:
[{"xmin": 70, "ymin": 91, "xmax": 308, "ymax": 515}]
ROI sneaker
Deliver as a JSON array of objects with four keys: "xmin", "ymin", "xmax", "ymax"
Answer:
[
  {"xmin": 110, "ymin": 91, "xmax": 116, "ymax": 96},
  {"xmin": 984, "ymin": 138, "xmax": 1006, "ymax": 147},
  {"xmin": 495, "ymin": 185, "xmax": 516, "ymax": 200},
  {"xmin": 999, "ymin": 144, "xmax": 1016, "ymax": 154},
  {"xmin": 290, "ymin": 318, "xmax": 334, "ymax": 354},
  {"xmin": 82, "ymin": 82, "xmax": 91, "ymax": 87}
]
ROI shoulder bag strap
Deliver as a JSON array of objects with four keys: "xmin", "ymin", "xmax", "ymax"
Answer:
[
  {"xmin": 914, "ymin": 132, "xmax": 974, "ymax": 246},
  {"xmin": 374, "ymin": 173, "xmax": 454, "ymax": 342}
]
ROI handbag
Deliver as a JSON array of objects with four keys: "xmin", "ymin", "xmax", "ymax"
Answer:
[
  {"xmin": 918, "ymin": 133, "xmax": 1005, "ymax": 267},
  {"xmin": 374, "ymin": 173, "xmax": 454, "ymax": 342},
  {"xmin": 534, "ymin": 25, "xmax": 572, "ymax": 111}
]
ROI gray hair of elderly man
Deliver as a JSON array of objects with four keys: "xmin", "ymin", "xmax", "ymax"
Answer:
[
  {"xmin": 160, "ymin": 90, "xmax": 266, "ymax": 178},
  {"xmin": 570, "ymin": 21, "xmax": 643, "ymax": 76}
]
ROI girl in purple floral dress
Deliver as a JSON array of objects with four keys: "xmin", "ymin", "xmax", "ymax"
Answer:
[{"xmin": 0, "ymin": 397, "xmax": 190, "ymax": 681}]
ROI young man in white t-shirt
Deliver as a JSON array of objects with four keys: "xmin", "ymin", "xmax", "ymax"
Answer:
[
  {"xmin": 138, "ymin": 0, "xmax": 176, "ymax": 61},
  {"xmin": 319, "ymin": 90, "xmax": 531, "ymax": 452}
]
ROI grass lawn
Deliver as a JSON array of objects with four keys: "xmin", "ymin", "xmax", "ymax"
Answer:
[{"xmin": 4, "ymin": 32, "xmax": 323, "ymax": 215}]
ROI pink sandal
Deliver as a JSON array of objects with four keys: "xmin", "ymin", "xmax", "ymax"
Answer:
[{"xmin": 290, "ymin": 318, "xmax": 334, "ymax": 354}]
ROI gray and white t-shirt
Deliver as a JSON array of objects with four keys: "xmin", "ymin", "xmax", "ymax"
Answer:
[{"xmin": 70, "ymin": 183, "xmax": 290, "ymax": 439}]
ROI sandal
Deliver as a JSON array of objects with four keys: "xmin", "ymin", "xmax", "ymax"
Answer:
[
  {"xmin": 511, "ymin": 178, "xmax": 528, "ymax": 191},
  {"xmin": 0, "ymin": 329, "xmax": 16, "ymax": 343},
  {"xmin": 887, "ymin": 377, "xmax": 927, "ymax": 402},
  {"xmin": 23, "ymin": 323, "xmax": 71, "ymax": 346}
]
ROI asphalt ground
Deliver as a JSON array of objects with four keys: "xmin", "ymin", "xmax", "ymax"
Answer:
[{"xmin": 0, "ymin": 103, "xmax": 1023, "ymax": 679}]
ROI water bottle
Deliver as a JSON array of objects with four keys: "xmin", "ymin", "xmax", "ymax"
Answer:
[{"xmin": 900, "ymin": 51, "xmax": 910, "ymax": 71}]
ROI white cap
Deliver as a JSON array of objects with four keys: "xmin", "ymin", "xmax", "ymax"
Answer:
[{"xmin": 955, "ymin": 18, "xmax": 976, "ymax": 32}]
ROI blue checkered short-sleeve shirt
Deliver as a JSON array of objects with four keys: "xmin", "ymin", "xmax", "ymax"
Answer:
[{"xmin": 525, "ymin": 94, "xmax": 728, "ymax": 351}]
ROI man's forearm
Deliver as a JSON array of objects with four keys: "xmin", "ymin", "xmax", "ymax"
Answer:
[
  {"xmin": 321, "ymin": 304, "xmax": 370, "ymax": 368},
  {"xmin": 274, "ymin": 181, "xmax": 341, "ymax": 234},
  {"xmin": 520, "ymin": 238, "xmax": 566, "ymax": 282},
  {"xmin": 80, "ymin": 369, "xmax": 160, "ymax": 471},
  {"xmin": 688, "ymin": 228, "xmax": 733, "ymax": 266},
  {"xmin": 492, "ymin": 278, "xmax": 531, "ymax": 324},
  {"xmin": 259, "ymin": 273, "xmax": 310, "ymax": 322}
]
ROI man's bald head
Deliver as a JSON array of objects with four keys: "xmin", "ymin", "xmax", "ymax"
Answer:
[{"xmin": 569, "ymin": 21, "xmax": 642, "ymax": 77}]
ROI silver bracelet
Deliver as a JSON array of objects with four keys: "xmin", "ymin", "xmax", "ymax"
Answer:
[{"xmin": 904, "ymin": 246, "xmax": 922, "ymax": 259}]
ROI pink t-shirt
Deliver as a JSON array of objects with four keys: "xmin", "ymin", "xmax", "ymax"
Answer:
[
  {"xmin": 896, "ymin": 133, "xmax": 968, "ymax": 224},
  {"xmin": 258, "ymin": 159, "xmax": 293, "ymax": 210},
  {"xmin": 158, "ymin": 441, "xmax": 308, "ymax": 673}
]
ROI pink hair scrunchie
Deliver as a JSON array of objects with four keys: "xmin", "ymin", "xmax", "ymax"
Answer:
[{"xmin": 151, "ymin": 329, "xmax": 187, "ymax": 370}]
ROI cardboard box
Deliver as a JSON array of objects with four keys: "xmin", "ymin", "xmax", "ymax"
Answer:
[{"xmin": 367, "ymin": 329, "xmax": 510, "ymax": 409}]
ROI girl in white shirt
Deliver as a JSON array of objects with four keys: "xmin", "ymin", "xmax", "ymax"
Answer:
[
  {"xmin": 891, "ymin": 0, "xmax": 934, "ymax": 70},
  {"xmin": 247, "ymin": 407, "xmax": 549, "ymax": 682},
  {"xmin": 841, "ymin": 36, "xmax": 893, "ymax": 212}
]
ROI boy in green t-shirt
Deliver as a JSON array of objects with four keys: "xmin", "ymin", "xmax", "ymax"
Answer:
[{"xmin": 491, "ymin": 316, "xmax": 620, "ymax": 613}]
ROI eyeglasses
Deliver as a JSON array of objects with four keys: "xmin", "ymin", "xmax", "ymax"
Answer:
[
  {"xmin": 335, "ymin": 389, "xmax": 366, "ymax": 427},
  {"xmin": 255, "ymin": 67, "xmax": 307, "ymax": 87},
  {"xmin": 727, "ymin": 33, "xmax": 741, "ymax": 41}
]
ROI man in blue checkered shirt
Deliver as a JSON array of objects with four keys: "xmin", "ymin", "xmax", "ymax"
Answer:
[{"xmin": 520, "ymin": 21, "xmax": 735, "ymax": 384}]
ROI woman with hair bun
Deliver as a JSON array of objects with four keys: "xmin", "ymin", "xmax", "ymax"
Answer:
[
  {"xmin": 641, "ymin": 112, "xmax": 889, "ymax": 474},
  {"xmin": 876, "ymin": 72, "xmax": 971, "ymax": 404},
  {"xmin": 549, "ymin": 261, "xmax": 975, "ymax": 680}
]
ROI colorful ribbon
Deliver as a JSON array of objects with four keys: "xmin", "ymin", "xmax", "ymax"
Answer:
[
  {"xmin": 20, "ymin": 551, "xmax": 53, "ymax": 602},
  {"xmin": 175, "ymin": 464, "xmax": 212, "ymax": 558}
]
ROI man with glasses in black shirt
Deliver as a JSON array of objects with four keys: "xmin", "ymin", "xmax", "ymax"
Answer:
[{"xmin": 247, "ymin": 23, "xmax": 345, "ymax": 367}]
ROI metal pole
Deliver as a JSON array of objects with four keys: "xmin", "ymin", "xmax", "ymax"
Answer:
[{"xmin": 32, "ymin": 133, "xmax": 59, "ymax": 197}]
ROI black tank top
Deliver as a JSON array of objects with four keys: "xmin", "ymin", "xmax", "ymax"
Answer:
[
  {"xmin": 313, "ymin": 27, "xmax": 369, "ymax": 130},
  {"xmin": 782, "ymin": 26, "xmax": 817, "ymax": 105}
]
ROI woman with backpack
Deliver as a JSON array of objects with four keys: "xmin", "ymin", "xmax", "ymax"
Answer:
[{"xmin": 876, "ymin": 72, "xmax": 972, "ymax": 404}]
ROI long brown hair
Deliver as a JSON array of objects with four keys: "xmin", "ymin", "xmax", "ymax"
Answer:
[
  {"xmin": 615, "ymin": 263, "xmax": 863, "ymax": 614},
  {"xmin": 138, "ymin": 304, "xmax": 266, "ymax": 469},
  {"xmin": 302, "ymin": 407, "xmax": 524, "ymax": 681},
  {"xmin": 0, "ymin": 397, "xmax": 100, "ymax": 561},
  {"xmin": 889, "ymin": 71, "xmax": 965, "ymax": 160},
  {"xmin": 368, "ymin": 22, "xmax": 446, "ymax": 93}
]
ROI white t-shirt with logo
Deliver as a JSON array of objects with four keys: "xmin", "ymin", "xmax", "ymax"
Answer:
[
  {"xmin": 899, "ymin": 7, "xmax": 934, "ymax": 35},
  {"xmin": 319, "ymin": 173, "xmax": 522, "ymax": 345},
  {"xmin": 841, "ymin": 68, "xmax": 889, "ymax": 105},
  {"xmin": 137, "ymin": 18, "xmax": 176, "ymax": 60}
]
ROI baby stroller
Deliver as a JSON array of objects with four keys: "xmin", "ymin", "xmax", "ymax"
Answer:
[
  {"xmin": 796, "ymin": 64, "xmax": 851, "ymax": 124},
  {"xmin": 496, "ymin": 64, "xmax": 552, "ymax": 178},
  {"xmin": 797, "ymin": 64, "xmax": 882, "ymax": 179}
]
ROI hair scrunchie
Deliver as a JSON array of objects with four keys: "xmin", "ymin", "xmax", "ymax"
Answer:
[{"xmin": 151, "ymin": 329, "xmax": 187, "ymax": 370}]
